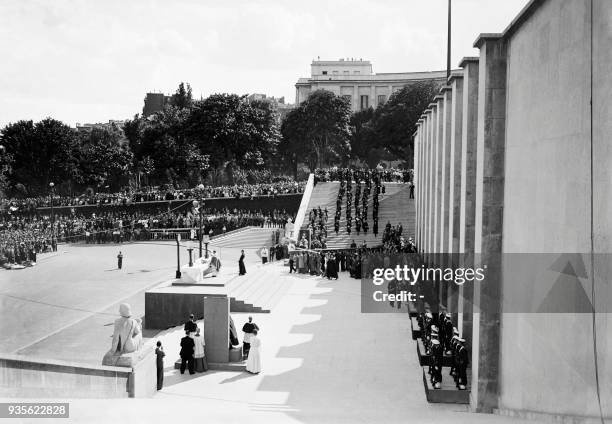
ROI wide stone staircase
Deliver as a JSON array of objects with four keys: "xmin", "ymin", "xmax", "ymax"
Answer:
[
  {"xmin": 209, "ymin": 226, "xmax": 277, "ymax": 249},
  {"xmin": 302, "ymin": 181, "xmax": 415, "ymax": 249},
  {"xmin": 224, "ymin": 261, "xmax": 290, "ymax": 313}
]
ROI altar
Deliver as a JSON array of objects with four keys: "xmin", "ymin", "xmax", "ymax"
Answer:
[{"xmin": 179, "ymin": 256, "xmax": 220, "ymax": 284}]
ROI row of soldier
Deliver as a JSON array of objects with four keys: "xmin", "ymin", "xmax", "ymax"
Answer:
[{"xmin": 419, "ymin": 311, "xmax": 469, "ymax": 390}]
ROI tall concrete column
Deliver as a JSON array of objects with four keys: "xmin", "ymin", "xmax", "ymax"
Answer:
[
  {"xmin": 471, "ymin": 35, "xmax": 507, "ymax": 414},
  {"xmin": 424, "ymin": 111, "xmax": 432, "ymax": 259},
  {"xmin": 420, "ymin": 115, "xmax": 428, "ymax": 253},
  {"xmin": 441, "ymin": 86, "xmax": 453, "ymax": 257},
  {"xmin": 457, "ymin": 57, "xmax": 479, "ymax": 345},
  {"xmin": 412, "ymin": 130, "xmax": 421, "ymax": 243},
  {"xmin": 448, "ymin": 74, "xmax": 464, "ymax": 259},
  {"xmin": 447, "ymin": 74, "xmax": 464, "ymax": 314},
  {"xmin": 353, "ymin": 85, "xmax": 358, "ymax": 111},
  {"xmin": 370, "ymin": 85, "xmax": 376, "ymax": 108},
  {"xmin": 427, "ymin": 105, "xmax": 437, "ymax": 261},
  {"xmin": 419, "ymin": 112, "xmax": 428, "ymax": 253},
  {"xmin": 417, "ymin": 121, "xmax": 424, "ymax": 247},
  {"xmin": 433, "ymin": 98, "xmax": 444, "ymax": 259}
]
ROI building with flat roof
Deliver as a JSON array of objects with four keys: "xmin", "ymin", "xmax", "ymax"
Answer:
[
  {"xmin": 142, "ymin": 92, "xmax": 171, "ymax": 118},
  {"xmin": 295, "ymin": 58, "xmax": 447, "ymax": 112}
]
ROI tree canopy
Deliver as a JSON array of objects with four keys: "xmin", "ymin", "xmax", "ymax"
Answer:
[
  {"xmin": 280, "ymin": 90, "xmax": 351, "ymax": 173},
  {"xmin": 352, "ymin": 81, "xmax": 440, "ymax": 167}
]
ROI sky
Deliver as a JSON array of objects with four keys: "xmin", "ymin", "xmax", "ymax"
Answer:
[{"xmin": 0, "ymin": 0, "xmax": 530, "ymax": 128}]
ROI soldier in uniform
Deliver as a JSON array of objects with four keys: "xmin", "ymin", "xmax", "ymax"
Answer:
[
  {"xmin": 431, "ymin": 339, "xmax": 443, "ymax": 389},
  {"xmin": 443, "ymin": 314, "xmax": 454, "ymax": 354},
  {"xmin": 117, "ymin": 251, "xmax": 123, "ymax": 269},
  {"xmin": 449, "ymin": 334, "xmax": 459, "ymax": 380},
  {"xmin": 456, "ymin": 338, "xmax": 469, "ymax": 390}
]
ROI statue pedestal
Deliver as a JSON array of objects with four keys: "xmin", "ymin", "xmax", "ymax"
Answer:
[
  {"xmin": 102, "ymin": 345, "xmax": 153, "ymax": 368},
  {"xmin": 101, "ymin": 345, "xmax": 156, "ymax": 398}
]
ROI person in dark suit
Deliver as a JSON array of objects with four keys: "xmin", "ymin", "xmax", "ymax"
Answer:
[
  {"xmin": 238, "ymin": 250, "xmax": 246, "ymax": 275},
  {"xmin": 180, "ymin": 330, "xmax": 195, "ymax": 375},
  {"xmin": 184, "ymin": 314, "xmax": 197, "ymax": 333},
  {"xmin": 155, "ymin": 341, "xmax": 165, "ymax": 390},
  {"xmin": 117, "ymin": 251, "xmax": 123, "ymax": 269}
]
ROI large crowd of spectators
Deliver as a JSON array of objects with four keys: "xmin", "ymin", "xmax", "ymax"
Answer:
[
  {"xmin": 314, "ymin": 167, "xmax": 412, "ymax": 184},
  {"xmin": 1, "ymin": 181, "xmax": 305, "ymax": 213},
  {"xmin": 1, "ymin": 206, "xmax": 293, "ymax": 268}
]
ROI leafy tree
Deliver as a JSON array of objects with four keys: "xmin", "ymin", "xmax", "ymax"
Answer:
[
  {"xmin": 170, "ymin": 82, "xmax": 193, "ymax": 109},
  {"xmin": 77, "ymin": 125, "xmax": 133, "ymax": 190},
  {"xmin": 138, "ymin": 106, "xmax": 196, "ymax": 186},
  {"xmin": 349, "ymin": 107, "xmax": 376, "ymax": 163},
  {"xmin": 185, "ymin": 94, "xmax": 279, "ymax": 183},
  {"xmin": 0, "ymin": 119, "xmax": 81, "ymax": 195},
  {"xmin": 279, "ymin": 106, "xmax": 312, "ymax": 177},
  {"xmin": 372, "ymin": 81, "xmax": 440, "ymax": 166},
  {"xmin": 280, "ymin": 90, "xmax": 351, "ymax": 172}
]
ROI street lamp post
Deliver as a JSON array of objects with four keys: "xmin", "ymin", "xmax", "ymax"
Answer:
[
  {"xmin": 187, "ymin": 247, "xmax": 194, "ymax": 267},
  {"xmin": 49, "ymin": 182, "xmax": 55, "ymax": 250},
  {"xmin": 192, "ymin": 183, "xmax": 206, "ymax": 258},
  {"xmin": 175, "ymin": 233, "xmax": 182, "ymax": 279}
]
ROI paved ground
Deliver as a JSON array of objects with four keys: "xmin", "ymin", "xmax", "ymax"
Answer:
[
  {"xmin": 2, "ymin": 257, "xmax": 546, "ymax": 424},
  {"xmin": 0, "ymin": 241, "xmax": 258, "ymax": 363}
]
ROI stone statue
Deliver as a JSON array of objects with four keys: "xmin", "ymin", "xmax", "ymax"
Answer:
[{"xmin": 102, "ymin": 303, "xmax": 146, "ymax": 367}]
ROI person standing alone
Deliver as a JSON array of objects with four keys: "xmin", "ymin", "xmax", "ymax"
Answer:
[
  {"xmin": 117, "ymin": 251, "xmax": 123, "ymax": 269},
  {"xmin": 242, "ymin": 316, "xmax": 259, "ymax": 359},
  {"xmin": 239, "ymin": 250, "xmax": 247, "ymax": 275},
  {"xmin": 155, "ymin": 341, "xmax": 165, "ymax": 390}
]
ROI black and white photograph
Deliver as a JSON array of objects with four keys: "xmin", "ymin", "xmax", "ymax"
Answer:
[{"xmin": 0, "ymin": 0, "xmax": 611, "ymax": 423}]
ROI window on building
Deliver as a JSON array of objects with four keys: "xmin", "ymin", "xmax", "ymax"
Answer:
[
  {"xmin": 333, "ymin": 70, "xmax": 339, "ymax": 75},
  {"xmin": 378, "ymin": 95, "xmax": 386, "ymax": 105},
  {"xmin": 322, "ymin": 71, "xmax": 328, "ymax": 75},
  {"xmin": 343, "ymin": 71, "xmax": 349, "ymax": 75},
  {"xmin": 343, "ymin": 95, "xmax": 352, "ymax": 104},
  {"xmin": 354, "ymin": 71, "xmax": 360, "ymax": 74},
  {"xmin": 360, "ymin": 95, "xmax": 369, "ymax": 110}
]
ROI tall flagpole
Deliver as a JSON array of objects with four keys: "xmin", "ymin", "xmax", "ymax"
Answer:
[{"xmin": 447, "ymin": 0, "xmax": 451, "ymax": 79}]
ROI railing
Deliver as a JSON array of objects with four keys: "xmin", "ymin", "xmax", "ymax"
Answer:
[{"xmin": 291, "ymin": 174, "xmax": 314, "ymax": 241}]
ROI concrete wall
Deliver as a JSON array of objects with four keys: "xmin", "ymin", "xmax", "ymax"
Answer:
[
  {"xmin": 412, "ymin": 0, "xmax": 612, "ymax": 419},
  {"xmin": 500, "ymin": 0, "xmax": 612, "ymax": 419},
  {"xmin": 145, "ymin": 289, "xmax": 227, "ymax": 330},
  {"xmin": 0, "ymin": 352, "xmax": 156, "ymax": 398}
]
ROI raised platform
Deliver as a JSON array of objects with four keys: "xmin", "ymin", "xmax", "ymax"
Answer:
[{"xmin": 422, "ymin": 367, "xmax": 470, "ymax": 404}]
